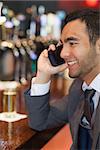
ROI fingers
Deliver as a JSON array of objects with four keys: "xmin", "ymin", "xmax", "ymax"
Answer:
[
  {"xmin": 41, "ymin": 43, "xmax": 56, "ymax": 58},
  {"xmin": 39, "ymin": 48, "xmax": 68, "ymax": 75},
  {"xmin": 41, "ymin": 49, "xmax": 48, "ymax": 57},
  {"xmin": 48, "ymin": 44, "xmax": 56, "ymax": 51},
  {"xmin": 51, "ymin": 62, "xmax": 68, "ymax": 74}
]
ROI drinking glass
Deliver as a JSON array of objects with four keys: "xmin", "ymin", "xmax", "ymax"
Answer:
[{"xmin": 2, "ymin": 81, "xmax": 20, "ymax": 118}]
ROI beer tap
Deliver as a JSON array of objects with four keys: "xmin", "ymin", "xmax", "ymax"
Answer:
[
  {"xmin": 0, "ymin": 41, "xmax": 15, "ymax": 81},
  {"xmin": 14, "ymin": 39, "xmax": 27, "ymax": 84}
]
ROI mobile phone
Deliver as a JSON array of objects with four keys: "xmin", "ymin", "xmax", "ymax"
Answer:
[{"xmin": 48, "ymin": 44, "xmax": 65, "ymax": 66}]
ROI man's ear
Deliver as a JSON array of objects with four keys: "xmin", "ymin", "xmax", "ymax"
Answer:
[{"xmin": 96, "ymin": 38, "xmax": 100, "ymax": 55}]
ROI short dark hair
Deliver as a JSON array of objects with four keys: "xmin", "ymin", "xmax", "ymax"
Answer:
[{"xmin": 64, "ymin": 9, "xmax": 100, "ymax": 45}]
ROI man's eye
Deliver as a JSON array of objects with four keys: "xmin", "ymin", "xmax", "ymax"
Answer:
[{"xmin": 69, "ymin": 42, "xmax": 78, "ymax": 46}]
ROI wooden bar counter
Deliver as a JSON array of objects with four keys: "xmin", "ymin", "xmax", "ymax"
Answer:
[
  {"xmin": 0, "ymin": 82, "xmax": 36, "ymax": 150},
  {"xmin": 0, "ymin": 75, "xmax": 73, "ymax": 150},
  {"xmin": 0, "ymin": 119, "xmax": 35, "ymax": 150}
]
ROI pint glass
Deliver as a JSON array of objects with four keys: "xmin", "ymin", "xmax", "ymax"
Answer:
[
  {"xmin": 3, "ymin": 89, "xmax": 17, "ymax": 113},
  {"xmin": 1, "ymin": 81, "xmax": 20, "ymax": 118}
]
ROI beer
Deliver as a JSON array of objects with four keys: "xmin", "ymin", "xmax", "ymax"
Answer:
[{"xmin": 3, "ymin": 90, "xmax": 16, "ymax": 112}]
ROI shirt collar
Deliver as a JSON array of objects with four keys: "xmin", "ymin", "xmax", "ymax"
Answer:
[{"xmin": 82, "ymin": 73, "xmax": 100, "ymax": 92}]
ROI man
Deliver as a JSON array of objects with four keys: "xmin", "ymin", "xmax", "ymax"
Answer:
[{"xmin": 25, "ymin": 9, "xmax": 100, "ymax": 150}]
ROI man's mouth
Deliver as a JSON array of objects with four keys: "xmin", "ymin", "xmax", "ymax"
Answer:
[{"xmin": 67, "ymin": 60, "xmax": 78, "ymax": 66}]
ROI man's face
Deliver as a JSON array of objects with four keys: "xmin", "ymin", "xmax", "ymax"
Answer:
[{"xmin": 60, "ymin": 19, "xmax": 99, "ymax": 82}]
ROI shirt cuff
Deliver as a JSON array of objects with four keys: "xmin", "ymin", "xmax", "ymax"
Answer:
[{"xmin": 30, "ymin": 77, "xmax": 51, "ymax": 96}]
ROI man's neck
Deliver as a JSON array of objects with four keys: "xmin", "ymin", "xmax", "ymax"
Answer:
[{"xmin": 83, "ymin": 68, "xmax": 100, "ymax": 85}]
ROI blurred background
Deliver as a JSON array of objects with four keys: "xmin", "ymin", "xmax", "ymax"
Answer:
[
  {"xmin": 0, "ymin": 0, "xmax": 99, "ymax": 82},
  {"xmin": 0, "ymin": 1, "xmax": 99, "ymax": 149}
]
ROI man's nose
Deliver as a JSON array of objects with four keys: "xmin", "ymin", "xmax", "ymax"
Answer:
[{"xmin": 60, "ymin": 46, "xmax": 70, "ymax": 59}]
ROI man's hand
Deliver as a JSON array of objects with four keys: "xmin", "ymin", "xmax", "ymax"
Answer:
[{"xmin": 35, "ymin": 45, "xmax": 68, "ymax": 84}]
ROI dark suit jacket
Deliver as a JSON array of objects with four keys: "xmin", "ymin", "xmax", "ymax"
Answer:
[{"xmin": 24, "ymin": 78, "xmax": 100, "ymax": 150}]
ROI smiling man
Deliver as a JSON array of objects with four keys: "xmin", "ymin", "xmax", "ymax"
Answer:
[{"xmin": 25, "ymin": 9, "xmax": 100, "ymax": 150}]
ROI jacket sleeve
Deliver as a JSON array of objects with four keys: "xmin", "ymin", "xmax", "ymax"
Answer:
[
  {"xmin": 24, "ymin": 89, "xmax": 69, "ymax": 131},
  {"xmin": 24, "ymin": 78, "xmax": 83, "ymax": 131}
]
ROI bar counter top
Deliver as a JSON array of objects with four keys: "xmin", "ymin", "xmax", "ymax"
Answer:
[
  {"xmin": 0, "ymin": 75, "xmax": 73, "ymax": 150},
  {"xmin": 0, "ymin": 119, "xmax": 35, "ymax": 150},
  {"xmin": 0, "ymin": 81, "xmax": 36, "ymax": 150}
]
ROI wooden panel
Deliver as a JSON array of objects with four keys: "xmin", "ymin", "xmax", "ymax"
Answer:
[{"xmin": 41, "ymin": 124, "xmax": 72, "ymax": 150}]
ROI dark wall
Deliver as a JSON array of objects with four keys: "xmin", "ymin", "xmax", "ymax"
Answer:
[{"xmin": 2, "ymin": 1, "xmax": 58, "ymax": 14}]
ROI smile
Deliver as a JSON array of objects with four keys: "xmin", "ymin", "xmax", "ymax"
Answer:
[{"xmin": 67, "ymin": 60, "xmax": 78, "ymax": 66}]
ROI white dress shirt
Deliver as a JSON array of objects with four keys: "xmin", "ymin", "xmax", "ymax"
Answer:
[
  {"xmin": 30, "ymin": 74, "xmax": 100, "ymax": 107},
  {"xmin": 30, "ymin": 77, "xmax": 51, "ymax": 96},
  {"xmin": 82, "ymin": 73, "xmax": 100, "ymax": 110},
  {"xmin": 81, "ymin": 73, "xmax": 100, "ymax": 126},
  {"xmin": 31, "ymin": 74, "xmax": 100, "ymax": 126}
]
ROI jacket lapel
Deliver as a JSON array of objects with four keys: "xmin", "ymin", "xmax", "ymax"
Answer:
[
  {"xmin": 70, "ymin": 96, "xmax": 84, "ymax": 146},
  {"xmin": 92, "ymin": 99, "xmax": 100, "ymax": 149}
]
